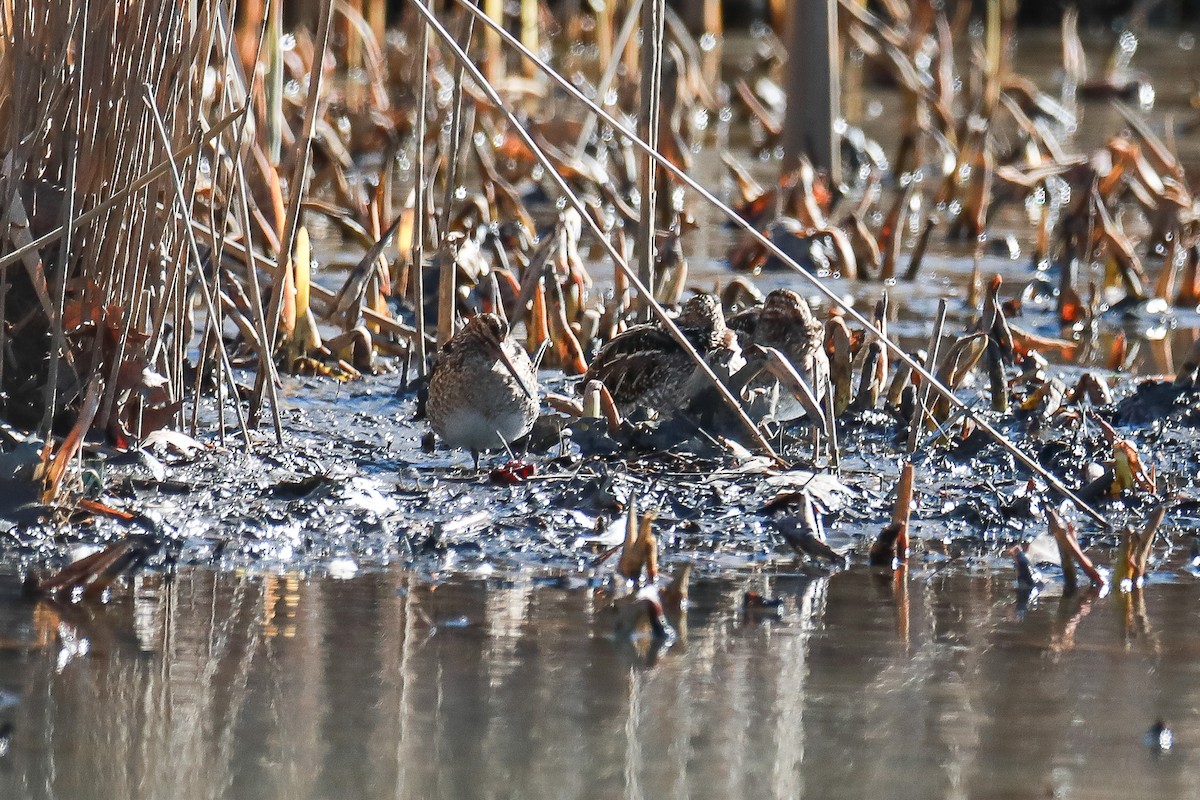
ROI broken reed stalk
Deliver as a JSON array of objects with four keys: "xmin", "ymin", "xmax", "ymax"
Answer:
[
  {"xmin": 29, "ymin": 535, "xmax": 153, "ymax": 598},
  {"xmin": 411, "ymin": 0, "xmax": 785, "ymax": 466},
  {"xmin": 42, "ymin": 378, "xmax": 102, "ymax": 503},
  {"xmin": 906, "ymin": 298, "xmax": 947, "ymax": 453},
  {"xmin": 412, "ymin": 0, "xmax": 430, "ymax": 365},
  {"xmin": 255, "ymin": 0, "xmax": 336, "ymax": 420},
  {"xmin": 892, "ymin": 460, "xmax": 914, "ymax": 528},
  {"xmin": 597, "ymin": 382, "xmax": 623, "ymax": 433},
  {"xmin": 870, "ymin": 460, "xmax": 913, "ymax": 566},
  {"xmin": 827, "ymin": 317, "xmax": 852, "ymax": 415},
  {"xmin": 436, "ymin": 236, "xmax": 457, "ymax": 348},
  {"xmin": 1047, "ymin": 508, "xmax": 1105, "ymax": 590},
  {"xmin": 455, "ymin": 0, "xmax": 1112, "ymax": 529},
  {"xmin": 618, "ymin": 498, "xmax": 658, "ymax": 582},
  {"xmin": 1116, "ymin": 506, "xmax": 1166, "ymax": 588},
  {"xmin": 582, "ymin": 379, "xmax": 623, "ymax": 433},
  {"xmin": 635, "ymin": 0, "xmax": 665, "ymax": 316},
  {"xmin": 142, "ymin": 86, "xmax": 251, "ymax": 448}
]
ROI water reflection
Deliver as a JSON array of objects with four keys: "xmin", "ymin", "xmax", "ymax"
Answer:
[{"xmin": 1, "ymin": 565, "xmax": 1199, "ymax": 799}]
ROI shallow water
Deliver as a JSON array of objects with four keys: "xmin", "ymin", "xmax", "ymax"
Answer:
[{"xmin": 1, "ymin": 562, "xmax": 1199, "ymax": 799}]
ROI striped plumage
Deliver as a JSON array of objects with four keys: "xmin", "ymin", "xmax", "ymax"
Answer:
[
  {"xmin": 582, "ymin": 294, "xmax": 729, "ymax": 415},
  {"xmin": 427, "ymin": 313, "xmax": 539, "ymax": 466},
  {"xmin": 729, "ymin": 289, "xmax": 829, "ymax": 421}
]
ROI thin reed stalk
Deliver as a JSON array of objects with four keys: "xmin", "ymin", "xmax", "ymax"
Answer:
[
  {"xmin": 635, "ymin": 0, "xmax": 665, "ymax": 316},
  {"xmin": 454, "ymin": 0, "xmax": 1112, "ymax": 529},
  {"xmin": 410, "ymin": 0, "xmax": 785, "ymax": 466},
  {"xmin": 411, "ymin": 0, "xmax": 430, "ymax": 366}
]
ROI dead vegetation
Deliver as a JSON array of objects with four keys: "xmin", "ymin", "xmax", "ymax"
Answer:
[{"xmin": 0, "ymin": 1, "xmax": 1194, "ymax": 591}]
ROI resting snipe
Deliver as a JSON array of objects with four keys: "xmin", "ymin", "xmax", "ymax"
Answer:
[{"xmin": 581, "ymin": 293, "xmax": 730, "ymax": 415}]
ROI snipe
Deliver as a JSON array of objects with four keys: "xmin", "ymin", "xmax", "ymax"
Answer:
[
  {"xmin": 582, "ymin": 293, "xmax": 730, "ymax": 415},
  {"xmin": 729, "ymin": 288, "xmax": 829, "ymax": 422},
  {"xmin": 427, "ymin": 313, "xmax": 539, "ymax": 468}
]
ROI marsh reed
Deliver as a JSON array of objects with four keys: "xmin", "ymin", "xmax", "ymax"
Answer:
[
  {"xmin": 0, "ymin": 0, "xmax": 355, "ymax": 500},
  {"xmin": 0, "ymin": 0, "xmax": 251, "ymax": 448}
]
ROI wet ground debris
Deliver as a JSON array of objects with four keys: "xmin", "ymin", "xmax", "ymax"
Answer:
[
  {"xmin": 1048, "ymin": 508, "xmax": 1107, "ymax": 591},
  {"xmin": 23, "ymin": 535, "xmax": 161, "ymax": 602},
  {"xmin": 869, "ymin": 461, "xmax": 914, "ymax": 568}
]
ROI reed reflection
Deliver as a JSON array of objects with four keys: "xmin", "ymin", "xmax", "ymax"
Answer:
[{"xmin": 1, "ymin": 565, "xmax": 1199, "ymax": 799}]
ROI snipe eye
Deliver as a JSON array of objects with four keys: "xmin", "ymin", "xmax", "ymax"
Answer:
[{"xmin": 487, "ymin": 315, "xmax": 509, "ymax": 339}]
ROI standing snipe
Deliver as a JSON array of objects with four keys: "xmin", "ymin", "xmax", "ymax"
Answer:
[
  {"xmin": 582, "ymin": 293, "xmax": 730, "ymax": 415},
  {"xmin": 427, "ymin": 313, "xmax": 539, "ymax": 468},
  {"xmin": 729, "ymin": 288, "xmax": 829, "ymax": 421}
]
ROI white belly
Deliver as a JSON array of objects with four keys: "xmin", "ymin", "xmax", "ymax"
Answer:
[
  {"xmin": 437, "ymin": 403, "xmax": 535, "ymax": 451},
  {"xmin": 428, "ymin": 351, "xmax": 539, "ymax": 452}
]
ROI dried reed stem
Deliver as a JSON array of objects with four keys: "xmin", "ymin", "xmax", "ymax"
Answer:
[
  {"xmin": 458, "ymin": 0, "xmax": 1112, "ymax": 529},
  {"xmin": 411, "ymin": 0, "xmax": 430, "ymax": 366},
  {"xmin": 635, "ymin": 0, "xmax": 665, "ymax": 315},
  {"xmin": 412, "ymin": 0, "xmax": 785, "ymax": 465}
]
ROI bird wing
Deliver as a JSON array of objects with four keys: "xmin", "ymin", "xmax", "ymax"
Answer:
[{"xmin": 583, "ymin": 326, "xmax": 681, "ymax": 406}]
